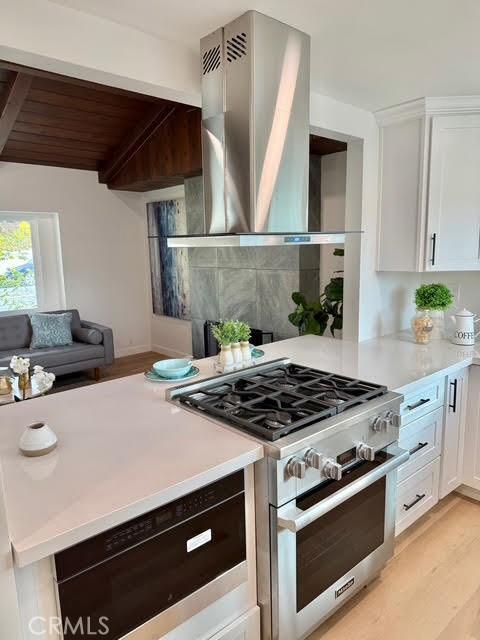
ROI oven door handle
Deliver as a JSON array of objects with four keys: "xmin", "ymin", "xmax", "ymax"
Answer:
[{"xmin": 277, "ymin": 446, "xmax": 409, "ymax": 533}]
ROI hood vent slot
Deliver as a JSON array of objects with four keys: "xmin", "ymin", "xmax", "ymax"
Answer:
[
  {"xmin": 226, "ymin": 32, "xmax": 247, "ymax": 62},
  {"xmin": 202, "ymin": 45, "xmax": 221, "ymax": 75}
]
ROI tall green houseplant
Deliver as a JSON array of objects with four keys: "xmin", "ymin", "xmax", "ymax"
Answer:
[{"xmin": 288, "ymin": 249, "xmax": 344, "ymax": 337}]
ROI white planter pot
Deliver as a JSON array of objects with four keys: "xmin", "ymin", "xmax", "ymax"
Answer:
[
  {"xmin": 241, "ymin": 341, "xmax": 252, "ymax": 363},
  {"xmin": 219, "ymin": 344, "xmax": 234, "ymax": 371},
  {"xmin": 231, "ymin": 342, "xmax": 243, "ymax": 369}
]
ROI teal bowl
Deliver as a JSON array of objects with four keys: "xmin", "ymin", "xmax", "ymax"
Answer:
[{"xmin": 153, "ymin": 359, "xmax": 193, "ymax": 379}]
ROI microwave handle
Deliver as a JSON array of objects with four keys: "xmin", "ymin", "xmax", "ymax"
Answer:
[{"xmin": 277, "ymin": 445, "xmax": 409, "ymax": 533}]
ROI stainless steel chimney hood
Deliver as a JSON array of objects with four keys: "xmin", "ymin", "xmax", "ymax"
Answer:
[{"xmin": 167, "ymin": 11, "xmax": 357, "ymax": 249}]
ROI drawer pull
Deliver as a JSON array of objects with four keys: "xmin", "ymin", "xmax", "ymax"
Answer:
[
  {"xmin": 403, "ymin": 493, "xmax": 426, "ymax": 511},
  {"xmin": 406, "ymin": 398, "xmax": 430, "ymax": 411},
  {"xmin": 449, "ymin": 379, "xmax": 458, "ymax": 413},
  {"xmin": 409, "ymin": 441, "xmax": 428, "ymax": 456}
]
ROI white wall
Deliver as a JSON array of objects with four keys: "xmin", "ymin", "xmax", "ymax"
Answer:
[
  {"xmin": 374, "ymin": 270, "xmax": 480, "ymax": 336},
  {"xmin": 0, "ymin": 0, "xmax": 200, "ymax": 107},
  {"xmin": 0, "ymin": 163, "xmax": 151, "ymax": 356},
  {"xmin": 320, "ymin": 151, "xmax": 346, "ymax": 291}
]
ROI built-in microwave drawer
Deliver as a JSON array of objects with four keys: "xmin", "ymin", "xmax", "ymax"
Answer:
[
  {"xmin": 395, "ymin": 458, "xmax": 440, "ymax": 536},
  {"xmin": 400, "ymin": 378, "xmax": 444, "ymax": 425},
  {"xmin": 397, "ymin": 407, "xmax": 443, "ymax": 483},
  {"xmin": 55, "ymin": 471, "xmax": 246, "ymax": 640}
]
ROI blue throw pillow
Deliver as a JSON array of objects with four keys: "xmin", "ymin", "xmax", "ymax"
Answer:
[{"xmin": 30, "ymin": 312, "xmax": 73, "ymax": 349}]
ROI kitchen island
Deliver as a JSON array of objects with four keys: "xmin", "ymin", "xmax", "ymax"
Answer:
[
  {"xmin": 1, "ymin": 332, "xmax": 478, "ymax": 566},
  {"xmin": 0, "ymin": 332, "xmax": 479, "ymax": 640}
]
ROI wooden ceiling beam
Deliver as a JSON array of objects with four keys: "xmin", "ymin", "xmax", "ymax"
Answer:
[
  {"xmin": 0, "ymin": 72, "xmax": 32, "ymax": 153},
  {"xmin": 98, "ymin": 104, "xmax": 176, "ymax": 184}
]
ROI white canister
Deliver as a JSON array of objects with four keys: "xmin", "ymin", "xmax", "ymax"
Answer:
[
  {"xmin": 19, "ymin": 422, "xmax": 58, "ymax": 457},
  {"xmin": 231, "ymin": 342, "xmax": 243, "ymax": 368},
  {"xmin": 450, "ymin": 308, "xmax": 480, "ymax": 346}
]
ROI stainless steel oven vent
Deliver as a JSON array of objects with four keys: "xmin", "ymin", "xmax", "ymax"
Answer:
[
  {"xmin": 202, "ymin": 44, "xmax": 221, "ymax": 75},
  {"xmin": 226, "ymin": 32, "xmax": 247, "ymax": 62}
]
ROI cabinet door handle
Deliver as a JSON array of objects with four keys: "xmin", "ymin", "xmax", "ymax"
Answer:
[
  {"xmin": 406, "ymin": 398, "xmax": 430, "ymax": 411},
  {"xmin": 403, "ymin": 493, "xmax": 426, "ymax": 511},
  {"xmin": 409, "ymin": 441, "xmax": 428, "ymax": 456},
  {"xmin": 431, "ymin": 233, "xmax": 437, "ymax": 266},
  {"xmin": 449, "ymin": 379, "xmax": 458, "ymax": 413}
]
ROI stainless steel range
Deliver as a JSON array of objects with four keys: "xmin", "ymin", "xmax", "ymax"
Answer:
[{"xmin": 168, "ymin": 359, "xmax": 408, "ymax": 640}]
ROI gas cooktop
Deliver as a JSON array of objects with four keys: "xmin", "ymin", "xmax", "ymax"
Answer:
[{"xmin": 175, "ymin": 362, "xmax": 387, "ymax": 441}]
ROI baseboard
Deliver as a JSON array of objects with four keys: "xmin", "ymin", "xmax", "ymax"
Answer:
[
  {"xmin": 115, "ymin": 344, "xmax": 152, "ymax": 358},
  {"xmin": 151, "ymin": 343, "xmax": 191, "ymax": 358},
  {"xmin": 456, "ymin": 484, "xmax": 480, "ymax": 502}
]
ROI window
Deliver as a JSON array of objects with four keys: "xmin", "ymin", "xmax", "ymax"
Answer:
[{"xmin": 0, "ymin": 213, "xmax": 65, "ymax": 315}]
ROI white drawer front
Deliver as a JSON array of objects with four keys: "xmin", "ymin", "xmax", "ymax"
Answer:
[
  {"xmin": 397, "ymin": 407, "xmax": 443, "ymax": 483},
  {"xmin": 400, "ymin": 378, "xmax": 444, "ymax": 424},
  {"xmin": 395, "ymin": 458, "xmax": 440, "ymax": 536}
]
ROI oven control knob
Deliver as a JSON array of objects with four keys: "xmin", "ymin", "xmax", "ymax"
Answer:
[
  {"xmin": 372, "ymin": 415, "xmax": 388, "ymax": 432},
  {"xmin": 304, "ymin": 448, "xmax": 322, "ymax": 470},
  {"xmin": 322, "ymin": 459, "xmax": 342, "ymax": 481},
  {"xmin": 386, "ymin": 411, "xmax": 401, "ymax": 428},
  {"xmin": 286, "ymin": 456, "xmax": 306, "ymax": 480},
  {"xmin": 356, "ymin": 443, "xmax": 375, "ymax": 461}
]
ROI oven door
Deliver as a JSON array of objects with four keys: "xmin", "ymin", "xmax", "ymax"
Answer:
[{"xmin": 271, "ymin": 445, "xmax": 409, "ymax": 640}]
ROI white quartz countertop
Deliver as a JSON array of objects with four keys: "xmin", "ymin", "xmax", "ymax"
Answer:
[
  {"xmin": 1, "ymin": 331, "xmax": 477, "ymax": 567},
  {"xmin": 0, "ymin": 375, "xmax": 263, "ymax": 567},
  {"xmin": 256, "ymin": 333, "xmax": 479, "ymax": 395}
]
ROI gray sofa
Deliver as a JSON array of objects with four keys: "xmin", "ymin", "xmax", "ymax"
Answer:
[{"xmin": 0, "ymin": 309, "xmax": 114, "ymax": 377}]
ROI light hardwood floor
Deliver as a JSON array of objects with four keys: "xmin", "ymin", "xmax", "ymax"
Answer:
[
  {"xmin": 53, "ymin": 351, "xmax": 167, "ymax": 392},
  {"xmin": 99, "ymin": 351, "xmax": 166, "ymax": 381},
  {"xmin": 308, "ymin": 493, "xmax": 480, "ymax": 640}
]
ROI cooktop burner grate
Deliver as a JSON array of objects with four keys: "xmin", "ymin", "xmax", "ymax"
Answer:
[{"xmin": 177, "ymin": 364, "xmax": 387, "ymax": 441}]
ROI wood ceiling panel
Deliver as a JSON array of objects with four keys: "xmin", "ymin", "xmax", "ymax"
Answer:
[
  {"xmin": 12, "ymin": 120, "xmax": 119, "ymax": 145},
  {"xmin": 32, "ymin": 76, "xmax": 159, "ymax": 111},
  {"xmin": 28, "ymin": 88, "xmax": 147, "ymax": 119},
  {"xmin": 0, "ymin": 60, "xmax": 200, "ymax": 183},
  {"xmin": 20, "ymin": 100, "xmax": 135, "ymax": 126},
  {"xmin": 17, "ymin": 105, "xmax": 130, "ymax": 139},
  {"xmin": 5, "ymin": 139, "xmax": 102, "ymax": 160},
  {"xmin": 0, "ymin": 153, "xmax": 98, "ymax": 171},
  {"xmin": 8, "ymin": 131, "xmax": 110, "ymax": 153},
  {"xmin": 310, "ymin": 134, "xmax": 347, "ymax": 156}
]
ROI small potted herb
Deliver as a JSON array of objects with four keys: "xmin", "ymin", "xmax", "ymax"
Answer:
[
  {"xmin": 413, "ymin": 283, "xmax": 454, "ymax": 342},
  {"xmin": 236, "ymin": 321, "xmax": 252, "ymax": 363},
  {"xmin": 211, "ymin": 320, "xmax": 253, "ymax": 370},
  {"xmin": 211, "ymin": 320, "xmax": 236, "ymax": 370}
]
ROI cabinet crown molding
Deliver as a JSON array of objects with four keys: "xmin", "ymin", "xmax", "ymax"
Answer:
[{"xmin": 375, "ymin": 96, "xmax": 480, "ymax": 126}]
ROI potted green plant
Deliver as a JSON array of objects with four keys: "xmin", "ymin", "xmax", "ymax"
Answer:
[
  {"xmin": 413, "ymin": 283, "xmax": 454, "ymax": 341},
  {"xmin": 236, "ymin": 321, "xmax": 252, "ymax": 362},
  {"xmin": 288, "ymin": 266, "xmax": 344, "ymax": 337},
  {"xmin": 211, "ymin": 320, "xmax": 236, "ymax": 370}
]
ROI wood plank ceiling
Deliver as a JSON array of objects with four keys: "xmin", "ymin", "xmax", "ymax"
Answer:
[
  {"xmin": 0, "ymin": 61, "xmax": 202, "ymax": 189},
  {"xmin": 0, "ymin": 61, "xmax": 346, "ymax": 191}
]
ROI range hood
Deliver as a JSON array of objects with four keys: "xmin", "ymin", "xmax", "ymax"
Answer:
[{"xmin": 168, "ymin": 11, "xmax": 352, "ymax": 249}]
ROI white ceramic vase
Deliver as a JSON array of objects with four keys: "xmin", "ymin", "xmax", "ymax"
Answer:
[
  {"xmin": 19, "ymin": 422, "xmax": 58, "ymax": 457},
  {"xmin": 231, "ymin": 342, "xmax": 243, "ymax": 368},
  {"xmin": 241, "ymin": 341, "xmax": 252, "ymax": 363},
  {"xmin": 219, "ymin": 344, "xmax": 234, "ymax": 372}
]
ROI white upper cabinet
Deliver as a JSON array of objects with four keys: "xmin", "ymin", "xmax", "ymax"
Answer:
[
  {"xmin": 377, "ymin": 98, "xmax": 480, "ymax": 272},
  {"xmin": 427, "ymin": 115, "xmax": 480, "ymax": 271}
]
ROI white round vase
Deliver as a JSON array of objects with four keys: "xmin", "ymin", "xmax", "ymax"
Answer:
[{"xmin": 19, "ymin": 422, "xmax": 58, "ymax": 457}]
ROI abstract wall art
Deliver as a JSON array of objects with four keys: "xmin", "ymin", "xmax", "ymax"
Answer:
[{"xmin": 147, "ymin": 200, "xmax": 191, "ymax": 320}]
